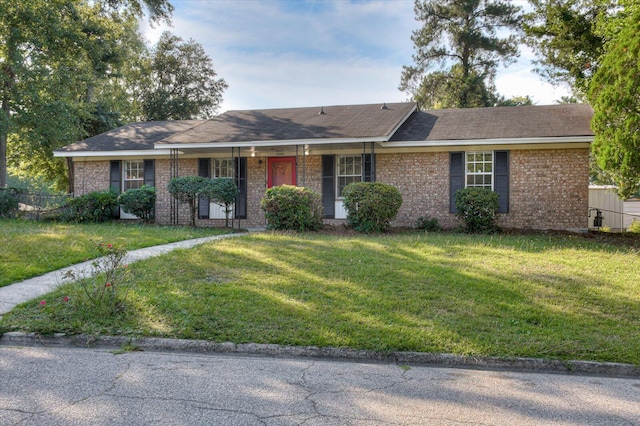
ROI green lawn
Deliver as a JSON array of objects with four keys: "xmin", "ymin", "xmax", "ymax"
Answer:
[
  {"xmin": 2, "ymin": 231, "xmax": 639, "ymax": 364},
  {"xmin": 0, "ymin": 219, "xmax": 232, "ymax": 287}
]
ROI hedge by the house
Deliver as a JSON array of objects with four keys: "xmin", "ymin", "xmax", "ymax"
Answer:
[
  {"xmin": 342, "ymin": 182, "xmax": 402, "ymax": 233},
  {"xmin": 260, "ymin": 185, "xmax": 323, "ymax": 231}
]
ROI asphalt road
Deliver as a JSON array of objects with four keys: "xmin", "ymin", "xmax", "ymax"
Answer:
[{"xmin": 1, "ymin": 346, "xmax": 639, "ymax": 425}]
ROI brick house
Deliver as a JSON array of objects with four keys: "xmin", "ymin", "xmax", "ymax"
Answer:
[{"xmin": 53, "ymin": 102, "xmax": 594, "ymax": 230}]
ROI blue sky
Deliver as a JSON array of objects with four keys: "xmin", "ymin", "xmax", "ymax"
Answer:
[{"xmin": 142, "ymin": 0, "xmax": 571, "ymax": 112}]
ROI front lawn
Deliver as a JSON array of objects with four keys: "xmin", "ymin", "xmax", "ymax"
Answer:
[
  {"xmin": 2, "ymin": 232, "xmax": 639, "ymax": 364},
  {"xmin": 0, "ymin": 220, "xmax": 232, "ymax": 287}
]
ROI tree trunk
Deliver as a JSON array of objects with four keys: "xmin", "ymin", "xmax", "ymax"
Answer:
[{"xmin": 1, "ymin": 35, "xmax": 17, "ymax": 188}]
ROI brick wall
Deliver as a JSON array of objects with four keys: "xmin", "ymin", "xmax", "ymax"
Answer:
[
  {"xmin": 504, "ymin": 148, "xmax": 589, "ymax": 230},
  {"xmin": 376, "ymin": 152, "xmax": 456, "ymax": 228},
  {"xmin": 72, "ymin": 161, "xmax": 110, "ymax": 196},
  {"xmin": 70, "ymin": 147, "xmax": 589, "ymax": 230}
]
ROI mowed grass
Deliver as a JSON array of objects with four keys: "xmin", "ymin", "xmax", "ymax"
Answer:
[
  {"xmin": 3, "ymin": 231, "xmax": 639, "ymax": 364},
  {"xmin": 0, "ymin": 219, "xmax": 232, "ymax": 287}
]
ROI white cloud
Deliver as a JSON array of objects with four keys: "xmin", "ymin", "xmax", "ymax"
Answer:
[{"xmin": 141, "ymin": 0, "xmax": 570, "ymax": 111}]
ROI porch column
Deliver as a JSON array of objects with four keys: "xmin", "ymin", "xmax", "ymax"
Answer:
[{"xmin": 170, "ymin": 148, "xmax": 179, "ymax": 225}]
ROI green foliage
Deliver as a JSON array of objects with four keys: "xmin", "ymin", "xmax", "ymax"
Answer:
[
  {"xmin": 416, "ymin": 215, "xmax": 441, "ymax": 232},
  {"xmin": 524, "ymin": 0, "xmax": 609, "ymax": 99},
  {"xmin": 0, "ymin": 0, "xmax": 173, "ymax": 190},
  {"xmin": 454, "ymin": 187, "xmax": 499, "ymax": 233},
  {"xmin": 66, "ymin": 190, "xmax": 118, "ymax": 223},
  {"xmin": 409, "ymin": 65, "xmax": 496, "ymax": 110},
  {"xmin": 342, "ymin": 182, "xmax": 402, "ymax": 233},
  {"xmin": 494, "ymin": 95, "xmax": 535, "ymax": 107},
  {"xmin": 400, "ymin": 0, "xmax": 523, "ymax": 110},
  {"xmin": 142, "ymin": 31, "xmax": 228, "ymax": 120},
  {"xmin": 61, "ymin": 242, "xmax": 133, "ymax": 316},
  {"xmin": 260, "ymin": 185, "xmax": 323, "ymax": 231},
  {"xmin": 0, "ymin": 188, "xmax": 19, "ymax": 218},
  {"xmin": 119, "ymin": 185, "xmax": 157, "ymax": 224},
  {"xmin": 589, "ymin": 9, "xmax": 640, "ymax": 199},
  {"xmin": 629, "ymin": 220, "xmax": 640, "ymax": 234},
  {"xmin": 167, "ymin": 176, "xmax": 208, "ymax": 227},
  {"xmin": 201, "ymin": 178, "xmax": 239, "ymax": 227}
]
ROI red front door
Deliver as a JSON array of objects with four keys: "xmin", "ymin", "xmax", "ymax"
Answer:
[{"xmin": 267, "ymin": 157, "xmax": 296, "ymax": 188}]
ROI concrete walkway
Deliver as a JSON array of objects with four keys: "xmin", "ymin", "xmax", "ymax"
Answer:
[{"xmin": 0, "ymin": 232, "xmax": 246, "ymax": 318}]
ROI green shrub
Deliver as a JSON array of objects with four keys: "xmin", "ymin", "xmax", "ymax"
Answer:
[
  {"xmin": 628, "ymin": 219, "xmax": 640, "ymax": 233},
  {"xmin": 342, "ymin": 182, "xmax": 402, "ymax": 233},
  {"xmin": 201, "ymin": 178, "xmax": 239, "ymax": 227},
  {"xmin": 0, "ymin": 188, "xmax": 19, "ymax": 218},
  {"xmin": 167, "ymin": 176, "xmax": 209, "ymax": 227},
  {"xmin": 260, "ymin": 185, "xmax": 323, "ymax": 231},
  {"xmin": 454, "ymin": 187, "xmax": 499, "ymax": 233},
  {"xmin": 416, "ymin": 215, "xmax": 441, "ymax": 232},
  {"xmin": 119, "ymin": 185, "xmax": 157, "ymax": 224},
  {"xmin": 66, "ymin": 190, "xmax": 118, "ymax": 223}
]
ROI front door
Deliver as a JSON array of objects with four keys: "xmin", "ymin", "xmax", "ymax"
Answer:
[{"xmin": 267, "ymin": 157, "xmax": 296, "ymax": 188}]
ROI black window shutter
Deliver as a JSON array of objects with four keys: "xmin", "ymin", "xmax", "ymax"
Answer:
[
  {"xmin": 235, "ymin": 157, "xmax": 247, "ymax": 219},
  {"xmin": 322, "ymin": 155, "xmax": 335, "ymax": 219},
  {"xmin": 449, "ymin": 152, "xmax": 464, "ymax": 213},
  {"xmin": 363, "ymin": 153, "xmax": 375, "ymax": 182},
  {"xmin": 494, "ymin": 151, "xmax": 509, "ymax": 213},
  {"xmin": 143, "ymin": 160, "xmax": 155, "ymax": 187},
  {"xmin": 110, "ymin": 161, "xmax": 121, "ymax": 194},
  {"xmin": 198, "ymin": 158, "xmax": 210, "ymax": 219}
]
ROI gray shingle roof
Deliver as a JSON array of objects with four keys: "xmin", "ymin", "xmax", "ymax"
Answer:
[
  {"xmin": 55, "ymin": 120, "xmax": 203, "ymax": 152},
  {"xmin": 157, "ymin": 102, "xmax": 416, "ymax": 145},
  {"xmin": 54, "ymin": 102, "xmax": 593, "ymax": 154},
  {"xmin": 389, "ymin": 103, "xmax": 593, "ymax": 142}
]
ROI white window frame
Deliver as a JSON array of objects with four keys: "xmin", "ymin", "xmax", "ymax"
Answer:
[
  {"xmin": 212, "ymin": 158, "xmax": 234, "ymax": 178},
  {"xmin": 336, "ymin": 155, "xmax": 362, "ymax": 198},
  {"xmin": 465, "ymin": 151, "xmax": 493, "ymax": 190},
  {"xmin": 123, "ymin": 160, "xmax": 144, "ymax": 191}
]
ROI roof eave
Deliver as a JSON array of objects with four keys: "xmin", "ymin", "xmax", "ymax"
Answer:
[{"xmin": 53, "ymin": 149, "xmax": 172, "ymax": 158}]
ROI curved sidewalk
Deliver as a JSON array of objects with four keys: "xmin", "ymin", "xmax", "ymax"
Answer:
[{"xmin": 0, "ymin": 232, "xmax": 246, "ymax": 318}]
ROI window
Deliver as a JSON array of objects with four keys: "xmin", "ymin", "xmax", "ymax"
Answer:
[
  {"xmin": 466, "ymin": 151, "xmax": 493, "ymax": 189},
  {"xmin": 123, "ymin": 160, "xmax": 144, "ymax": 191},
  {"xmin": 213, "ymin": 159, "xmax": 234, "ymax": 178},
  {"xmin": 337, "ymin": 155, "xmax": 362, "ymax": 197}
]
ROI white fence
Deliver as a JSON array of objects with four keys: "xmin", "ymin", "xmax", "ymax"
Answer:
[{"xmin": 588, "ymin": 185, "xmax": 640, "ymax": 230}]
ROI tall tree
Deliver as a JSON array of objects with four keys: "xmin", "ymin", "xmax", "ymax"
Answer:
[
  {"xmin": 523, "ymin": 0, "xmax": 611, "ymax": 100},
  {"xmin": 0, "ymin": 0, "xmax": 173, "ymax": 189},
  {"xmin": 141, "ymin": 32, "xmax": 228, "ymax": 121},
  {"xmin": 399, "ymin": 0, "xmax": 523, "ymax": 110},
  {"xmin": 589, "ymin": 6, "xmax": 640, "ymax": 198}
]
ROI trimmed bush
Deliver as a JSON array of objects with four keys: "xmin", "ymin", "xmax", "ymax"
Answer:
[
  {"xmin": 628, "ymin": 219, "xmax": 640, "ymax": 233},
  {"xmin": 0, "ymin": 188, "xmax": 19, "ymax": 218},
  {"xmin": 416, "ymin": 215, "xmax": 441, "ymax": 232},
  {"xmin": 201, "ymin": 178, "xmax": 239, "ymax": 227},
  {"xmin": 119, "ymin": 185, "xmax": 157, "ymax": 224},
  {"xmin": 342, "ymin": 182, "xmax": 402, "ymax": 233},
  {"xmin": 260, "ymin": 185, "xmax": 323, "ymax": 231},
  {"xmin": 168, "ymin": 176, "xmax": 208, "ymax": 227},
  {"xmin": 454, "ymin": 187, "xmax": 499, "ymax": 233},
  {"xmin": 66, "ymin": 190, "xmax": 118, "ymax": 223}
]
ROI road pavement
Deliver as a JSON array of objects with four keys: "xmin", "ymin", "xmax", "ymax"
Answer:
[{"xmin": 1, "ymin": 345, "xmax": 639, "ymax": 425}]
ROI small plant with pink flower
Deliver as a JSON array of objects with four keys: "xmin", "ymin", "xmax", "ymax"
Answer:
[{"xmin": 62, "ymin": 242, "xmax": 133, "ymax": 316}]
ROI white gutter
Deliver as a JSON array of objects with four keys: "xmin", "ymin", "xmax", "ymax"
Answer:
[
  {"xmin": 381, "ymin": 135, "xmax": 594, "ymax": 148},
  {"xmin": 53, "ymin": 149, "xmax": 173, "ymax": 158}
]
